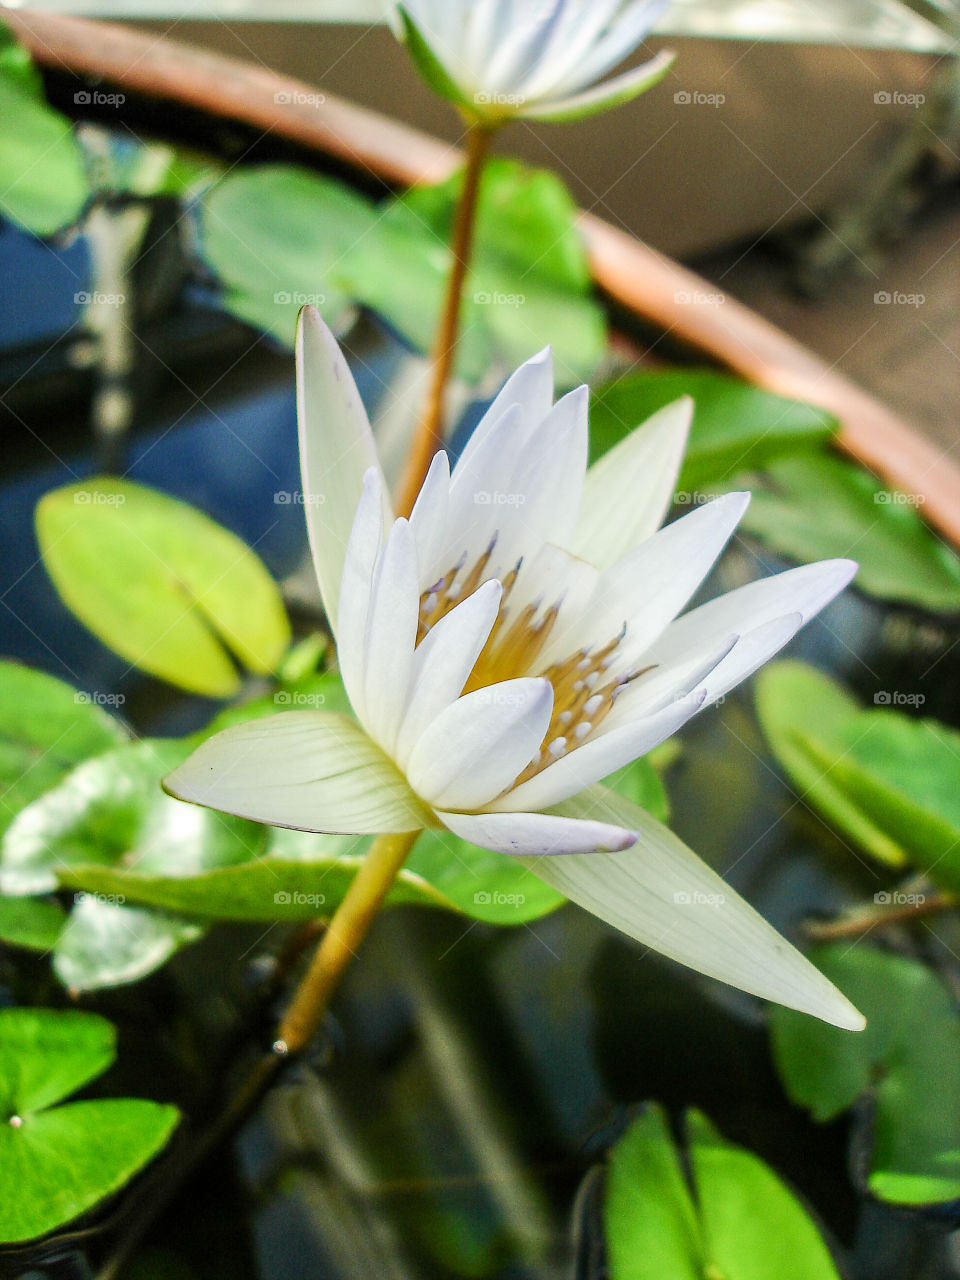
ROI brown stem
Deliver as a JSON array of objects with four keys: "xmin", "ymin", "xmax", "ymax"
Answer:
[
  {"xmin": 805, "ymin": 891, "xmax": 956, "ymax": 941},
  {"xmin": 394, "ymin": 123, "xmax": 493, "ymax": 519},
  {"xmin": 273, "ymin": 830, "xmax": 421, "ymax": 1055}
]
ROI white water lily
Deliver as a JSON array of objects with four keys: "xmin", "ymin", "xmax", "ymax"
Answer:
[
  {"xmin": 165, "ymin": 307, "xmax": 864, "ymax": 1031},
  {"xmin": 396, "ymin": 0, "xmax": 675, "ymax": 124}
]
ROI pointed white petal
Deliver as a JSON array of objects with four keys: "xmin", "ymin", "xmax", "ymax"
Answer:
[
  {"xmin": 484, "ymin": 0, "xmax": 563, "ymax": 94},
  {"xmin": 522, "ymin": 785, "xmax": 866, "ymax": 1030},
  {"xmin": 336, "ymin": 468, "xmax": 385, "ymax": 725},
  {"xmin": 395, "ymin": 579, "xmax": 503, "ymax": 766},
  {"xmin": 408, "ymin": 448, "xmax": 451, "ymax": 588},
  {"xmin": 454, "ymin": 347, "xmax": 554, "ymax": 479},
  {"xmin": 528, "ymin": 49, "xmax": 675, "ymax": 122},
  {"xmin": 699, "ymin": 613, "xmax": 804, "ymax": 708},
  {"xmin": 496, "ymin": 690, "xmax": 706, "ymax": 813},
  {"xmin": 603, "ymin": 633, "xmax": 738, "ymax": 731},
  {"xmin": 438, "ymin": 807, "xmax": 638, "ymax": 857},
  {"xmin": 582, "ymin": 493, "xmax": 751, "ymax": 667},
  {"xmin": 407, "ymin": 678, "xmax": 553, "ymax": 811},
  {"xmin": 296, "ymin": 307, "xmax": 389, "ymax": 634},
  {"xmin": 517, "ymin": 0, "xmax": 625, "ymax": 99},
  {"xmin": 363, "ymin": 518, "xmax": 420, "ymax": 752},
  {"xmin": 649, "ymin": 560, "xmax": 858, "ymax": 666},
  {"xmin": 572, "ymin": 397, "xmax": 691, "ymax": 570},
  {"xmin": 446, "ymin": 403, "xmax": 528, "ymax": 571},
  {"xmin": 163, "ymin": 712, "xmax": 431, "ymax": 834},
  {"xmin": 547, "ymin": 0, "xmax": 670, "ymax": 96}
]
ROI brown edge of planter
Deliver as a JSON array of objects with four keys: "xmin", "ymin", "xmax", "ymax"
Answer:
[{"xmin": 9, "ymin": 6, "xmax": 960, "ymax": 551}]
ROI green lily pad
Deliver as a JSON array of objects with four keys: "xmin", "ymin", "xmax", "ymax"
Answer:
[
  {"xmin": 36, "ymin": 477, "xmax": 291, "ymax": 697},
  {"xmin": 604, "ymin": 1103, "xmax": 841, "ymax": 1279},
  {"xmin": 200, "ymin": 164, "xmax": 373, "ymax": 342},
  {"xmin": 0, "ymin": 1007, "xmax": 179, "ymax": 1243},
  {"xmin": 739, "ymin": 451, "xmax": 960, "ymax": 613},
  {"xmin": 0, "ymin": 23, "xmax": 89, "ymax": 235},
  {"xmin": 771, "ymin": 946, "xmax": 960, "ymax": 1205},
  {"xmin": 589, "ymin": 371, "xmax": 836, "ymax": 491},
  {"xmin": 756, "ymin": 661, "xmax": 960, "ymax": 887},
  {"xmin": 340, "ymin": 157, "xmax": 607, "ymax": 386},
  {"xmin": 0, "ymin": 659, "xmax": 127, "ymax": 840}
]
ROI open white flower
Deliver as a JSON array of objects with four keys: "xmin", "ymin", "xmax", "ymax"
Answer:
[
  {"xmin": 396, "ymin": 0, "xmax": 675, "ymax": 124},
  {"xmin": 165, "ymin": 307, "xmax": 864, "ymax": 1031}
]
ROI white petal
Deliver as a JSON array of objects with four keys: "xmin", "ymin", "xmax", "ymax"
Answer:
[
  {"xmin": 336, "ymin": 468, "xmax": 384, "ymax": 725},
  {"xmin": 522, "ymin": 784, "xmax": 866, "ymax": 1030},
  {"xmin": 163, "ymin": 712, "xmax": 431, "ymax": 834},
  {"xmin": 516, "ymin": 0, "xmax": 625, "ymax": 99},
  {"xmin": 496, "ymin": 690, "xmax": 706, "ymax": 813},
  {"xmin": 296, "ymin": 307, "xmax": 389, "ymax": 634},
  {"xmin": 407, "ymin": 678, "xmax": 553, "ymax": 811},
  {"xmin": 528, "ymin": 49, "xmax": 675, "ymax": 122},
  {"xmin": 395, "ymin": 579, "xmax": 503, "ymax": 766},
  {"xmin": 582, "ymin": 493, "xmax": 750, "ymax": 667},
  {"xmin": 547, "ymin": 0, "xmax": 670, "ymax": 97},
  {"xmin": 408, "ymin": 447, "xmax": 451, "ymax": 588},
  {"xmin": 572, "ymin": 397, "xmax": 691, "ymax": 570},
  {"xmin": 438, "ymin": 807, "xmax": 638, "ymax": 857},
  {"xmin": 483, "ymin": 0, "xmax": 563, "ymax": 94},
  {"xmin": 363, "ymin": 518, "xmax": 420, "ymax": 752},
  {"xmin": 499, "ymin": 384, "xmax": 589, "ymax": 565},
  {"xmin": 649, "ymin": 560, "xmax": 858, "ymax": 666},
  {"xmin": 602, "ymin": 633, "xmax": 738, "ymax": 731},
  {"xmin": 454, "ymin": 347, "xmax": 554, "ymax": 480},
  {"xmin": 445, "ymin": 403, "xmax": 527, "ymax": 571}
]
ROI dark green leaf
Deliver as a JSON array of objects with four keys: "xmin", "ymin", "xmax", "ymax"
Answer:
[
  {"xmin": 36, "ymin": 478, "xmax": 291, "ymax": 697},
  {"xmin": 771, "ymin": 946, "xmax": 960, "ymax": 1205},
  {"xmin": 201, "ymin": 165, "xmax": 373, "ymax": 341},
  {"xmin": 0, "ymin": 23, "xmax": 89, "ymax": 234},
  {"xmin": 0, "ymin": 894, "xmax": 65, "ymax": 951},
  {"xmin": 340, "ymin": 158, "xmax": 607, "ymax": 386},
  {"xmin": 0, "ymin": 1007, "xmax": 179, "ymax": 1242},
  {"xmin": 0, "ymin": 660, "xmax": 127, "ymax": 840},
  {"xmin": 740, "ymin": 452, "xmax": 960, "ymax": 613},
  {"xmin": 589, "ymin": 371, "xmax": 836, "ymax": 490}
]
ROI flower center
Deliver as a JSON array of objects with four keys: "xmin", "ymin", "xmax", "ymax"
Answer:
[{"xmin": 418, "ymin": 546, "xmax": 651, "ymax": 783}]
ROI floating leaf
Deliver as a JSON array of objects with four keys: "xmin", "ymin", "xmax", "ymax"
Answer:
[
  {"xmin": 340, "ymin": 157, "xmax": 607, "ymax": 385},
  {"xmin": 604, "ymin": 1104, "xmax": 841, "ymax": 1279},
  {"xmin": 771, "ymin": 946, "xmax": 960, "ymax": 1205},
  {"xmin": 0, "ymin": 23, "xmax": 89, "ymax": 234},
  {"xmin": 0, "ymin": 894, "xmax": 65, "ymax": 951},
  {"xmin": 36, "ymin": 477, "xmax": 291, "ymax": 697},
  {"xmin": 589, "ymin": 371, "xmax": 836, "ymax": 490},
  {"xmin": 201, "ymin": 164, "xmax": 373, "ymax": 341},
  {"xmin": 53, "ymin": 895, "xmax": 202, "ymax": 992},
  {"xmin": 0, "ymin": 660, "xmax": 127, "ymax": 839},
  {"xmin": 756, "ymin": 661, "xmax": 960, "ymax": 887},
  {"xmin": 739, "ymin": 452, "xmax": 960, "ymax": 613},
  {"xmin": 0, "ymin": 1007, "xmax": 179, "ymax": 1242}
]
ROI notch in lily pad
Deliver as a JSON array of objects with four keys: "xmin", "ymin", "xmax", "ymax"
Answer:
[
  {"xmin": 36, "ymin": 478, "xmax": 291, "ymax": 698},
  {"xmin": 0, "ymin": 1007, "xmax": 179, "ymax": 1243}
]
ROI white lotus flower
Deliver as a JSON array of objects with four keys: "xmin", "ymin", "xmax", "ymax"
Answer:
[
  {"xmin": 165, "ymin": 307, "xmax": 864, "ymax": 1031},
  {"xmin": 396, "ymin": 0, "xmax": 675, "ymax": 123}
]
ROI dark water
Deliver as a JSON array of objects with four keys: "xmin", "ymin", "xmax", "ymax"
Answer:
[{"xmin": 2, "ymin": 211, "xmax": 960, "ymax": 1280}]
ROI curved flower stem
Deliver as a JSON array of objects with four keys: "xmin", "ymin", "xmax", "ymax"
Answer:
[
  {"xmin": 804, "ymin": 890, "xmax": 955, "ymax": 941},
  {"xmin": 395, "ymin": 121, "xmax": 494, "ymax": 518},
  {"xmin": 273, "ymin": 829, "xmax": 422, "ymax": 1055}
]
